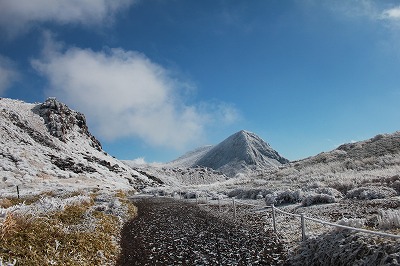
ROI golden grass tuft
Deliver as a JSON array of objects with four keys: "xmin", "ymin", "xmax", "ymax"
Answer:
[
  {"xmin": 114, "ymin": 190, "xmax": 138, "ymax": 218},
  {"xmin": 0, "ymin": 191, "xmax": 138, "ymax": 265}
]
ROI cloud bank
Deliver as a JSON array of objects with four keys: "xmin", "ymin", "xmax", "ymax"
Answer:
[
  {"xmin": 0, "ymin": 0, "xmax": 135, "ymax": 37},
  {"xmin": 32, "ymin": 35, "xmax": 239, "ymax": 150},
  {"xmin": 0, "ymin": 55, "xmax": 19, "ymax": 95}
]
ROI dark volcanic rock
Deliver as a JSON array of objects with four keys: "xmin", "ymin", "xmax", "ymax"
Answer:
[{"xmin": 34, "ymin": 97, "xmax": 102, "ymax": 151}]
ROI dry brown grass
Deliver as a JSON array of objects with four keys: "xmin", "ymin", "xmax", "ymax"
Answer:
[{"xmin": 0, "ymin": 190, "xmax": 138, "ymax": 265}]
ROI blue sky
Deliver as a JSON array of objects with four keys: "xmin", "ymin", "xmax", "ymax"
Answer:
[{"xmin": 1, "ymin": 0, "xmax": 400, "ymax": 163}]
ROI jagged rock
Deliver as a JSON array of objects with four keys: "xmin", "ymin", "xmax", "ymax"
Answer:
[{"xmin": 34, "ymin": 97, "xmax": 102, "ymax": 151}]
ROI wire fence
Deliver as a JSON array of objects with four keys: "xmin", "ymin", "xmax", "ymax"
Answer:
[{"xmin": 181, "ymin": 194, "xmax": 400, "ymax": 241}]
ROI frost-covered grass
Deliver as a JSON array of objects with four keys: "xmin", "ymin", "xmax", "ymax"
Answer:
[
  {"xmin": 378, "ymin": 209, "xmax": 400, "ymax": 230},
  {"xmin": 0, "ymin": 190, "xmax": 137, "ymax": 265}
]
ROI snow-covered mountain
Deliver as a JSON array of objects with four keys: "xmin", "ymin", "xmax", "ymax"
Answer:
[
  {"xmin": 169, "ymin": 130, "xmax": 289, "ymax": 177},
  {"xmin": 167, "ymin": 145, "xmax": 214, "ymax": 168},
  {"xmin": 0, "ymin": 97, "xmax": 158, "ymax": 196}
]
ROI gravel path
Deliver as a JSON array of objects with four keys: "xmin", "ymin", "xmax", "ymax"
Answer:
[{"xmin": 117, "ymin": 197, "xmax": 287, "ymax": 265}]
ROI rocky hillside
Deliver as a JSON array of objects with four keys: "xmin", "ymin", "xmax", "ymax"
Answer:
[
  {"xmin": 169, "ymin": 130, "xmax": 289, "ymax": 177},
  {"xmin": 0, "ymin": 97, "xmax": 158, "ymax": 196},
  {"xmin": 290, "ymin": 131, "xmax": 400, "ymax": 172}
]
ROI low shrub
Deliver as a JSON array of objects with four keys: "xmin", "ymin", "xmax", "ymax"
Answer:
[
  {"xmin": 265, "ymin": 189, "xmax": 303, "ymax": 206},
  {"xmin": 301, "ymin": 193, "xmax": 336, "ymax": 207},
  {"xmin": 314, "ymin": 187, "xmax": 343, "ymax": 198},
  {"xmin": 228, "ymin": 188, "xmax": 273, "ymax": 200},
  {"xmin": 183, "ymin": 191, "xmax": 197, "ymax": 199},
  {"xmin": 227, "ymin": 188, "xmax": 244, "ymax": 198},
  {"xmin": 345, "ymin": 186, "xmax": 397, "ymax": 200},
  {"xmin": 336, "ymin": 217, "xmax": 366, "ymax": 228},
  {"xmin": 327, "ymin": 180, "xmax": 355, "ymax": 195}
]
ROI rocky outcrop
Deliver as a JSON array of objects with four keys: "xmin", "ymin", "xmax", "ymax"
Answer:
[{"xmin": 34, "ymin": 97, "xmax": 102, "ymax": 151}]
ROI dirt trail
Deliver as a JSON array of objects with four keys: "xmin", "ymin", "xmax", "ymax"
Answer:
[{"xmin": 117, "ymin": 197, "xmax": 287, "ymax": 265}]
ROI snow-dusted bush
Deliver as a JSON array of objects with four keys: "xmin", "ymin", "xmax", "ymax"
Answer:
[
  {"xmin": 336, "ymin": 217, "xmax": 366, "ymax": 228},
  {"xmin": 392, "ymin": 181, "xmax": 400, "ymax": 193},
  {"xmin": 289, "ymin": 231, "xmax": 400, "ymax": 266},
  {"xmin": 265, "ymin": 189, "xmax": 303, "ymax": 206},
  {"xmin": 345, "ymin": 186, "xmax": 397, "ymax": 200},
  {"xmin": 227, "ymin": 188, "xmax": 244, "ymax": 198},
  {"xmin": 377, "ymin": 209, "xmax": 400, "ymax": 230},
  {"xmin": 5, "ymin": 195, "xmax": 92, "ymax": 217},
  {"xmin": 183, "ymin": 191, "xmax": 197, "ymax": 199},
  {"xmin": 327, "ymin": 180, "xmax": 356, "ymax": 194},
  {"xmin": 314, "ymin": 187, "xmax": 343, "ymax": 198},
  {"xmin": 227, "ymin": 188, "xmax": 272, "ymax": 199},
  {"xmin": 383, "ymin": 175, "xmax": 400, "ymax": 193},
  {"xmin": 301, "ymin": 193, "xmax": 336, "ymax": 207},
  {"xmin": 0, "ymin": 257, "xmax": 16, "ymax": 266}
]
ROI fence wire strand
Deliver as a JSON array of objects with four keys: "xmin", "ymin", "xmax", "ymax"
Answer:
[{"xmin": 175, "ymin": 195, "xmax": 400, "ymax": 240}]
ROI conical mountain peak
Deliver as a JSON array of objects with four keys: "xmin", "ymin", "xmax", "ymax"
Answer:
[{"xmin": 171, "ymin": 130, "xmax": 288, "ymax": 176}]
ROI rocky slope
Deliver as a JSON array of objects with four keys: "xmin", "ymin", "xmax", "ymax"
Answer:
[
  {"xmin": 0, "ymin": 97, "xmax": 157, "ymax": 197},
  {"xmin": 169, "ymin": 130, "xmax": 288, "ymax": 177},
  {"xmin": 289, "ymin": 131, "xmax": 400, "ymax": 172}
]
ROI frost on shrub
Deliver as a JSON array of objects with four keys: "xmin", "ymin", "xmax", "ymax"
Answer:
[
  {"xmin": 345, "ymin": 186, "xmax": 397, "ymax": 200},
  {"xmin": 183, "ymin": 191, "xmax": 197, "ymax": 199},
  {"xmin": 4, "ymin": 195, "xmax": 92, "ymax": 217},
  {"xmin": 377, "ymin": 209, "xmax": 400, "ymax": 230},
  {"xmin": 301, "ymin": 193, "xmax": 336, "ymax": 207},
  {"xmin": 337, "ymin": 217, "xmax": 366, "ymax": 228},
  {"xmin": 289, "ymin": 231, "xmax": 400, "ymax": 266},
  {"xmin": 0, "ymin": 257, "xmax": 16, "ymax": 266},
  {"xmin": 327, "ymin": 179, "xmax": 356, "ymax": 195},
  {"xmin": 227, "ymin": 188, "xmax": 272, "ymax": 199},
  {"xmin": 265, "ymin": 189, "xmax": 303, "ymax": 206},
  {"xmin": 227, "ymin": 188, "xmax": 244, "ymax": 198},
  {"xmin": 314, "ymin": 187, "xmax": 343, "ymax": 198}
]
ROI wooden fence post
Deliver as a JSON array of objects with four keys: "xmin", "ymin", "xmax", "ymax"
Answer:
[
  {"xmin": 271, "ymin": 204, "xmax": 277, "ymax": 234},
  {"xmin": 232, "ymin": 198, "xmax": 237, "ymax": 219},
  {"xmin": 17, "ymin": 185, "xmax": 20, "ymax": 199},
  {"xmin": 218, "ymin": 198, "xmax": 221, "ymax": 212},
  {"xmin": 301, "ymin": 213, "xmax": 306, "ymax": 241}
]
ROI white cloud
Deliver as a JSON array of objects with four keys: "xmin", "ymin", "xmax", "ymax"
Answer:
[
  {"xmin": 0, "ymin": 55, "xmax": 19, "ymax": 95},
  {"xmin": 381, "ymin": 7, "xmax": 400, "ymax": 21},
  {"xmin": 0, "ymin": 0, "xmax": 135, "ymax": 37},
  {"xmin": 320, "ymin": 1, "xmax": 400, "ymax": 25},
  {"xmin": 32, "ymin": 35, "xmax": 239, "ymax": 150}
]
